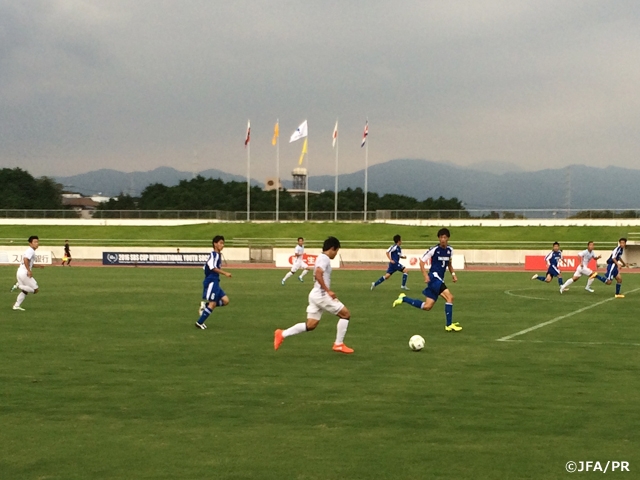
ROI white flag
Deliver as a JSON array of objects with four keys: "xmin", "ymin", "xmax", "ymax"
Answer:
[{"xmin": 290, "ymin": 120, "xmax": 308, "ymax": 143}]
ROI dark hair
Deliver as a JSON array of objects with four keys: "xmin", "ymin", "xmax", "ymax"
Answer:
[
  {"xmin": 212, "ymin": 235, "xmax": 225, "ymax": 244},
  {"xmin": 28, "ymin": 235, "xmax": 39, "ymax": 243},
  {"xmin": 437, "ymin": 228, "xmax": 450, "ymax": 238},
  {"xmin": 553, "ymin": 242, "xmax": 560, "ymax": 246},
  {"xmin": 393, "ymin": 234, "xmax": 401, "ymax": 244},
  {"xmin": 587, "ymin": 241, "xmax": 594, "ymax": 245},
  {"xmin": 298, "ymin": 237, "xmax": 304, "ymax": 241},
  {"xmin": 323, "ymin": 236, "xmax": 341, "ymax": 251},
  {"xmin": 620, "ymin": 237, "xmax": 627, "ymax": 243}
]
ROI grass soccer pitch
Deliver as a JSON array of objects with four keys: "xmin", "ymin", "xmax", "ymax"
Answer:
[{"xmin": 1, "ymin": 267, "xmax": 639, "ymax": 479}]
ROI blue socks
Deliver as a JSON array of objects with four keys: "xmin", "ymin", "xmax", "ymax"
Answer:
[
  {"xmin": 536, "ymin": 276, "xmax": 546, "ymax": 281},
  {"xmin": 402, "ymin": 273, "xmax": 408, "ymax": 287},
  {"xmin": 616, "ymin": 283, "xmax": 622, "ymax": 294},
  {"xmin": 596, "ymin": 275, "xmax": 606, "ymax": 283},
  {"xmin": 558, "ymin": 277, "xmax": 564, "ymax": 286},
  {"xmin": 197, "ymin": 307, "xmax": 212, "ymax": 325},
  {"xmin": 374, "ymin": 276, "xmax": 385, "ymax": 287},
  {"xmin": 402, "ymin": 296, "xmax": 424, "ymax": 309},
  {"xmin": 445, "ymin": 303, "xmax": 453, "ymax": 326}
]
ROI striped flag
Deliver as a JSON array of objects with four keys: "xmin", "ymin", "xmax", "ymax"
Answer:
[
  {"xmin": 244, "ymin": 120, "xmax": 251, "ymax": 147},
  {"xmin": 360, "ymin": 120, "xmax": 368, "ymax": 148},
  {"xmin": 332, "ymin": 121, "xmax": 338, "ymax": 148},
  {"xmin": 272, "ymin": 121, "xmax": 279, "ymax": 146}
]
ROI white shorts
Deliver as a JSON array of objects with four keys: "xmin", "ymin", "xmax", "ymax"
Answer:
[
  {"xmin": 291, "ymin": 260, "xmax": 308, "ymax": 272},
  {"xmin": 306, "ymin": 290, "xmax": 345, "ymax": 320},
  {"xmin": 573, "ymin": 265, "xmax": 593, "ymax": 278},
  {"xmin": 17, "ymin": 270, "xmax": 39, "ymax": 291}
]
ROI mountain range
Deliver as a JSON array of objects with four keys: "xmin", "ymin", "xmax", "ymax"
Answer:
[{"xmin": 55, "ymin": 160, "xmax": 640, "ymax": 210}]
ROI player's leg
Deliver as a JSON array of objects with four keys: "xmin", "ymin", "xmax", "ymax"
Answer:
[
  {"xmin": 393, "ymin": 286, "xmax": 436, "ymax": 311},
  {"xmin": 332, "ymin": 305, "xmax": 353, "ymax": 354},
  {"xmin": 282, "ymin": 266, "xmax": 298, "ymax": 284},
  {"xmin": 400, "ymin": 267, "xmax": 409, "ymax": 290},
  {"xmin": 556, "ymin": 267, "xmax": 564, "ymax": 286},
  {"xmin": 560, "ymin": 274, "xmax": 577, "ymax": 293},
  {"xmin": 67, "ymin": 255, "xmax": 72, "ymax": 266},
  {"xmin": 372, "ymin": 270, "xmax": 392, "ymax": 290},
  {"xmin": 274, "ymin": 299, "xmax": 322, "ymax": 350},
  {"xmin": 298, "ymin": 263, "xmax": 309, "ymax": 281},
  {"xmin": 615, "ymin": 273, "xmax": 624, "ymax": 297},
  {"xmin": 532, "ymin": 273, "xmax": 546, "ymax": 281},
  {"xmin": 440, "ymin": 288, "xmax": 461, "ymax": 332},
  {"xmin": 196, "ymin": 283, "xmax": 222, "ymax": 329}
]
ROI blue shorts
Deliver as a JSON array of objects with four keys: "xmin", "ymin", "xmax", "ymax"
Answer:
[
  {"xmin": 605, "ymin": 263, "xmax": 619, "ymax": 281},
  {"xmin": 203, "ymin": 281, "xmax": 226, "ymax": 302},
  {"xmin": 546, "ymin": 266, "xmax": 561, "ymax": 278},
  {"xmin": 386, "ymin": 262, "xmax": 406, "ymax": 275},
  {"xmin": 422, "ymin": 275, "xmax": 447, "ymax": 301}
]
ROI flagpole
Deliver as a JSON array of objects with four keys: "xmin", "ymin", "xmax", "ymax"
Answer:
[
  {"xmin": 247, "ymin": 141, "xmax": 251, "ymax": 222},
  {"xmin": 305, "ymin": 139, "xmax": 309, "ymax": 222},
  {"xmin": 334, "ymin": 121, "xmax": 339, "ymax": 222},
  {"xmin": 364, "ymin": 125, "xmax": 369, "ymax": 222},
  {"xmin": 275, "ymin": 119, "xmax": 280, "ymax": 222}
]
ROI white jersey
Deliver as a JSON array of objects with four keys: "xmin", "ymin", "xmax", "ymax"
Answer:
[
  {"xmin": 18, "ymin": 247, "xmax": 36, "ymax": 273},
  {"xmin": 294, "ymin": 244, "xmax": 304, "ymax": 257},
  {"xmin": 311, "ymin": 253, "xmax": 331, "ymax": 295},
  {"xmin": 578, "ymin": 249, "xmax": 597, "ymax": 268}
]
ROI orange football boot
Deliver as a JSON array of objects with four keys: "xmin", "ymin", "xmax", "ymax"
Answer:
[
  {"xmin": 332, "ymin": 343, "xmax": 354, "ymax": 354},
  {"xmin": 274, "ymin": 329, "xmax": 284, "ymax": 350}
]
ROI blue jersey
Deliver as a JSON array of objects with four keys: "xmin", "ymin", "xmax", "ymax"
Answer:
[
  {"xmin": 421, "ymin": 244, "xmax": 453, "ymax": 279},
  {"xmin": 387, "ymin": 244, "xmax": 402, "ymax": 264},
  {"xmin": 545, "ymin": 250, "xmax": 562, "ymax": 267},
  {"xmin": 607, "ymin": 246, "xmax": 623, "ymax": 265},
  {"xmin": 204, "ymin": 251, "xmax": 222, "ymax": 282}
]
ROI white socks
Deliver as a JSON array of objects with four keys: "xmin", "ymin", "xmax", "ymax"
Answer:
[
  {"xmin": 299, "ymin": 269, "xmax": 309, "ymax": 278},
  {"xmin": 283, "ymin": 271, "xmax": 294, "ymax": 282},
  {"xmin": 586, "ymin": 277, "xmax": 595, "ymax": 288},
  {"xmin": 336, "ymin": 319, "xmax": 349, "ymax": 344},
  {"xmin": 282, "ymin": 322, "xmax": 307, "ymax": 338},
  {"xmin": 562, "ymin": 278, "xmax": 574, "ymax": 289},
  {"xmin": 15, "ymin": 292, "xmax": 26, "ymax": 307}
]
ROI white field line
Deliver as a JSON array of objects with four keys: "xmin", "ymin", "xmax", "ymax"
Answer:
[
  {"xmin": 497, "ymin": 287, "xmax": 640, "ymax": 342},
  {"xmin": 498, "ymin": 339, "xmax": 640, "ymax": 347},
  {"xmin": 504, "ymin": 289, "xmax": 544, "ymax": 300}
]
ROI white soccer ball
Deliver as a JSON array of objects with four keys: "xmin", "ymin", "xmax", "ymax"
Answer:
[{"xmin": 408, "ymin": 335, "xmax": 425, "ymax": 352}]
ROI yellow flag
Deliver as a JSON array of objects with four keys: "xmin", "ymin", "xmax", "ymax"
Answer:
[
  {"xmin": 272, "ymin": 121, "xmax": 279, "ymax": 146},
  {"xmin": 298, "ymin": 137, "xmax": 307, "ymax": 165}
]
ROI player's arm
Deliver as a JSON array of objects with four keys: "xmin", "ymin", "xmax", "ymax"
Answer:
[
  {"xmin": 419, "ymin": 259, "xmax": 429, "ymax": 283},
  {"xmin": 213, "ymin": 267, "xmax": 232, "ymax": 278},
  {"xmin": 386, "ymin": 251, "xmax": 394, "ymax": 263},
  {"xmin": 448, "ymin": 263, "xmax": 457, "ymax": 282},
  {"xmin": 23, "ymin": 257, "xmax": 33, "ymax": 277},
  {"xmin": 314, "ymin": 267, "xmax": 335, "ymax": 299}
]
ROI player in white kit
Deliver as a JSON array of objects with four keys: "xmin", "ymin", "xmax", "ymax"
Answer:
[
  {"xmin": 11, "ymin": 236, "xmax": 41, "ymax": 311},
  {"xmin": 559, "ymin": 241, "xmax": 601, "ymax": 294},
  {"xmin": 281, "ymin": 237, "xmax": 311, "ymax": 284},
  {"xmin": 274, "ymin": 236, "xmax": 354, "ymax": 354}
]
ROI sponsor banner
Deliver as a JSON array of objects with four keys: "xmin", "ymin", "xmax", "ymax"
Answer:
[
  {"xmin": 0, "ymin": 250, "xmax": 52, "ymax": 265},
  {"xmin": 524, "ymin": 256, "xmax": 597, "ymax": 271},
  {"xmin": 399, "ymin": 254, "xmax": 466, "ymax": 271},
  {"xmin": 275, "ymin": 253, "xmax": 341, "ymax": 268},
  {"xmin": 103, "ymin": 252, "xmax": 209, "ymax": 266}
]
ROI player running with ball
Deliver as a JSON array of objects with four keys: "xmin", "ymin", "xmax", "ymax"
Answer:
[
  {"xmin": 392, "ymin": 228, "xmax": 461, "ymax": 332},
  {"xmin": 274, "ymin": 236, "xmax": 354, "ymax": 354}
]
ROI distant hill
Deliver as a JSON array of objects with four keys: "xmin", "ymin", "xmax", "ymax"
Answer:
[
  {"xmin": 56, "ymin": 167, "xmax": 260, "ymax": 197},
  {"xmin": 55, "ymin": 160, "xmax": 640, "ymax": 209}
]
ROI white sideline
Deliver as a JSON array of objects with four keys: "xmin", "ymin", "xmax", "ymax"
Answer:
[{"xmin": 497, "ymin": 287, "xmax": 640, "ymax": 342}]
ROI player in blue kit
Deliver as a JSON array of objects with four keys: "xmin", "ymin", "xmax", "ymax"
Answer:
[
  {"xmin": 531, "ymin": 242, "xmax": 564, "ymax": 288},
  {"xmin": 589, "ymin": 238, "xmax": 627, "ymax": 298},
  {"xmin": 195, "ymin": 235, "xmax": 232, "ymax": 329},
  {"xmin": 371, "ymin": 235, "xmax": 409, "ymax": 290},
  {"xmin": 392, "ymin": 228, "xmax": 461, "ymax": 332}
]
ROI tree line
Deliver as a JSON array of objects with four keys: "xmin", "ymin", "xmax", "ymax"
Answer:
[
  {"xmin": 0, "ymin": 168, "xmax": 64, "ymax": 209},
  {"xmin": 97, "ymin": 176, "xmax": 466, "ymax": 212}
]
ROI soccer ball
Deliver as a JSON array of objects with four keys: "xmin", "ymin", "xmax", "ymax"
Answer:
[{"xmin": 408, "ymin": 335, "xmax": 425, "ymax": 352}]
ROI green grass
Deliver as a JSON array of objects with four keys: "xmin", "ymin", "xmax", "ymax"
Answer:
[
  {"xmin": 1, "ymin": 267, "xmax": 639, "ymax": 479},
  {"xmin": 0, "ymin": 224, "xmax": 635, "ymax": 248}
]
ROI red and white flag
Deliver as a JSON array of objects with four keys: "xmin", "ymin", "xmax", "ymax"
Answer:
[
  {"xmin": 244, "ymin": 120, "xmax": 251, "ymax": 147},
  {"xmin": 332, "ymin": 121, "xmax": 338, "ymax": 148},
  {"xmin": 360, "ymin": 120, "xmax": 368, "ymax": 147}
]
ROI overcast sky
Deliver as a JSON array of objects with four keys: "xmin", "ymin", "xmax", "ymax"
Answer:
[{"xmin": 1, "ymin": 0, "xmax": 639, "ymax": 181}]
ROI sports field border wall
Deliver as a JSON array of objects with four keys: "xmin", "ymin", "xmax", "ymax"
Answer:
[
  {"xmin": 3, "ymin": 246, "xmax": 637, "ymax": 267},
  {"xmin": 3, "ymin": 218, "xmax": 640, "ymax": 227}
]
